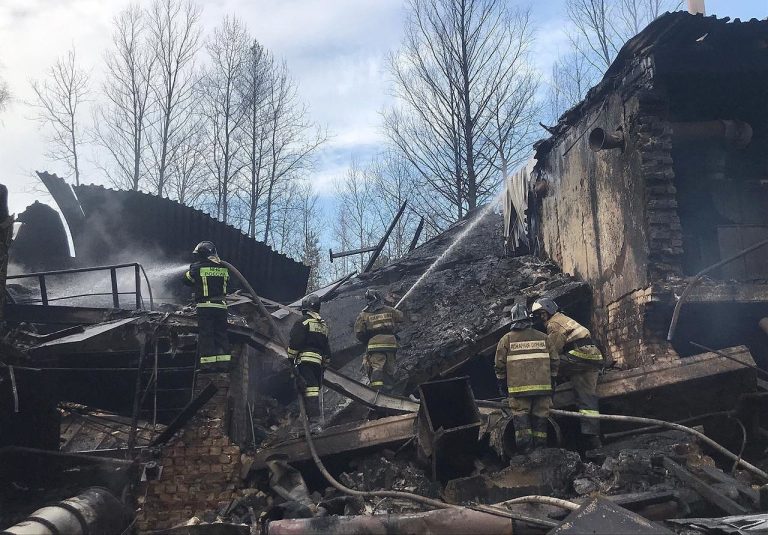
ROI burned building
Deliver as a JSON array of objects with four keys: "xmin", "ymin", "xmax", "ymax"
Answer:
[
  {"xmin": 512, "ymin": 12, "xmax": 768, "ymax": 370},
  {"xmin": 13, "ymin": 172, "xmax": 309, "ymax": 303}
]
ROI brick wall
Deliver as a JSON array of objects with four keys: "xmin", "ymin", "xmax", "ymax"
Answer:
[
  {"xmin": 137, "ymin": 373, "xmax": 245, "ymax": 531},
  {"xmin": 636, "ymin": 94, "xmax": 684, "ymax": 281},
  {"xmin": 605, "ymin": 287, "xmax": 678, "ymax": 369}
]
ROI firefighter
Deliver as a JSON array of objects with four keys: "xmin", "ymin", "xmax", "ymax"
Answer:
[
  {"xmin": 288, "ymin": 294, "xmax": 331, "ymax": 433},
  {"xmin": 494, "ymin": 304, "xmax": 557, "ymax": 452},
  {"xmin": 354, "ymin": 289, "xmax": 403, "ymax": 392},
  {"xmin": 532, "ymin": 297, "xmax": 604, "ymax": 449},
  {"xmin": 183, "ymin": 241, "xmax": 231, "ymax": 370}
]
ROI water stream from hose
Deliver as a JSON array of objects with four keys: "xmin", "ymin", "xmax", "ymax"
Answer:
[{"xmin": 395, "ymin": 195, "xmax": 501, "ymax": 310}]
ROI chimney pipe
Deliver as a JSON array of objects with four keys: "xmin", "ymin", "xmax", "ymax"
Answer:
[
  {"xmin": 589, "ymin": 128, "xmax": 625, "ymax": 152},
  {"xmin": 687, "ymin": 0, "xmax": 705, "ymax": 15}
]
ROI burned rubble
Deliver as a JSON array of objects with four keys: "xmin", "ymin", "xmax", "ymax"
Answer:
[{"xmin": 5, "ymin": 10, "xmax": 768, "ymax": 535}]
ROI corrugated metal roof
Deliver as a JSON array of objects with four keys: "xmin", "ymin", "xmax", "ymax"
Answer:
[
  {"xmin": 33, "ymin": 172, "xmax": 309, "ymax": 303},
  {"xmin": 535, "ymin": 12, "xmax": 768, "ymax": 160}
]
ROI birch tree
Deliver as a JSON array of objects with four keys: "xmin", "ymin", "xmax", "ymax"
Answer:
[
  {"xmin": 200, "ymin": 15, "xmax": 249, "ymax": 224},
  {"xmin": 95, "ymin": 5, "xmax": 156, "ymax": 191},
  {"xmin": 29, "ymin": 48, "xmax": 90, "ymax": 185},
  {"xmin": 146, "ymin": 0, "xmax": 202, "ymax": 197},
  {"xmin": 240, "ymin": 40, "xmax": 272, "ymax": 238},
  {"xmin": 262, "ymin": 61, "xmax": 326, "ymax": 245}
]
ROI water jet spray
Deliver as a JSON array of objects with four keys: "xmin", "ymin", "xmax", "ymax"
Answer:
[{"xmin": 395, "ymin": 194, "xmax": 502, "ymax": 310}]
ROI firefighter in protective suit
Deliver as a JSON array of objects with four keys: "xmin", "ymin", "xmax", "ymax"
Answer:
[
  {"xmin": 494, "ymin": 304, "xmax": 557, "ymax": 452},
  {"xmin": 288, "ymin": 294, "xmax": 331, "ymax": 433},
  {"xmin": 183, "ymin": 241, "xmax": 231, "ymax": 370},
  {"xmin": 354, "ymin": 289, "xmax": 403, "ymax": 391},
  {"xmin": 532, "ymin": 297, "xmax": 605, "ymax": 449}
]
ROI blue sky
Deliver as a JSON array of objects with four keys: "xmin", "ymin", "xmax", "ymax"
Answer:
[{"xmin": 0, "ymin": 0, "xmax": 766, "ymax": 219}]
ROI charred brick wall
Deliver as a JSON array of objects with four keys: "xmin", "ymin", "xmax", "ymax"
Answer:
[
  {"xmin": 636, "ymin": 94, "xmax": 684, "ymax": 281},
  {"xmin": 137, "ymin": 373, "xmax": 245, "ymax": 531},
  {"xmin": 606, "ymin": 288, "xmax": 677, "ymax": 368},
  {"xmin": 534, "ymin": 75, "xmax": 685, "ymax": 366}
]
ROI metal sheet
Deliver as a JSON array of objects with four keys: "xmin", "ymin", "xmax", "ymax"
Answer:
[{"xmin": 551, "ymin": 497, "xmax": 674, "ymax": 534}]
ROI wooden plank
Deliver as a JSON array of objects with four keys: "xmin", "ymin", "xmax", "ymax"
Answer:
[
  {"xmin": 698, "ymin": 465, "xmax": 760, "ymax": 508},
  {"xmin": 249, "ymin": 413, "xmax": 417, "ymax": 471},
  {"xmin": 663, "ymin": 457, "xmax": 749, "ymax": 516},
  {"xmin": 554, "ymin": 346, "xmax": 756, "ymax": 408}
]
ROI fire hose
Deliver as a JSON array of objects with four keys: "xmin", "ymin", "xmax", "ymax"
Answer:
[
  {"xmin": 217, "ymin": 259, "xmax": 287, "ymax": 348},
  {"xmin": 549, "ymin": 409, "xmax": 768, "ymax": 481},
  {"xmin": 295, "ymin": 395, "xmax": 566, "ymax": 528}
]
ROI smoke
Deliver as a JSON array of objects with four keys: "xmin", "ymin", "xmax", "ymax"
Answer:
[{"xmin": 7, "ymin": 257, "xmax": 191, "ymax": 309}]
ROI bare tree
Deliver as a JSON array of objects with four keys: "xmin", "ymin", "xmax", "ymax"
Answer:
[
  {"xmin": 94, "ymin": 5, "xmax": 156, "ymax": 191},
  {"xmin": 546, "ymin": 46, "xmax": 595, "ymax": 123},
  {"xmin": 366, "ymin": 151, "xmax": 420, "ymax": 260},
  {"xmin": 547, "ymin": 0, "xmax": 682, "ymax": 122},
  {"xmin": 0, "ymin": 72, "xmax": 9, "ymax": 113},
  {"xmin": 146, "ymin": 0, "xmax": 202, "ymax": 197},
  {"xmin": 566, "ymin": 0, "xmax": 682, "ymax": 71},
  {"xmin": 294, "ymin": 181, "xmax": 324, "ymax": 291},
  {"xmin": 167, "ymin": 115, "xmax": 207, "ymax": 205},
  {"xmin": 29, "ymin": 48, "xmax": 90, "ymax": 185},
  {"xmin": 200, "ymin": 15, "xmax": 249, "ymax": 224},
  {"xmin": 240, "ymin": 40, "xmax": 272, "ymax": 238},
  {"xmin": 261, "ymin": 60, "xmax": 326, "ymax": 245},
  {"xmin": 386, "ymin": 0, "xmax": 538, "ymax": 225},
  {"xmin": 334, "ymin": 160, "xmax": 375, "ymax": 272}
]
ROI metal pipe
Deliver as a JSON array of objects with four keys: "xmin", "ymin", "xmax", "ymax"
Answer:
[
  {"xmin": 409, "ymin": 217, "xmax": 425, "ymax": 252},
  {"xmin": 329, "ymin": 245, "xmax": 378, "ymax": 263},
  {"xmin": 1, "ymin": 487, "xmax": 132, "ymax": 535},
  {"xmin": 689, "ymin": 341, "xmax": 768, "ymax": 380},
  {"xmin": 110, "ymin": 268, "xmax": 120, "ymax": 308},
  {"xmin": 549, "ymin": 409, "xmax": 768, "ymax": 481},
  {"xmin": 589, "ymin": 128, "xmax": 625, "ymax": 152},
  {"xmin": 267, "ymin": 508, "xmax": 515, "ymax": 535},
  {"xmin": 218, "ymin": 259, "xmax": 287, "ymax": 349},
  {"xmin": 6, "ymin": 262, "xmax": 146, "ymax": 279},
  {"xmin": 667, "ymin": 237, "xmax": 768, "ymax": 341},
  {"xmin": 296, "ymin": 395, "xmax": 557, "ymax": 528},
  {"xmin": 363, "ymin": 200, "xmax": 408, "ymax": 273},
  {"xmin": 671, "ymin": 120, "xmax": 752, "ymax": 148}
]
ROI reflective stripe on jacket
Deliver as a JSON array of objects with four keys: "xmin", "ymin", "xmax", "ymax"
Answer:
[
  {"xmin": 495, "ymin": 327, "xmax": 554, "ymax": 397},
  {"xmin": 546, "ymin": 312, "xmax": 604, "ymax": 366},
  {"xmin": 354, "ymin": 304, "xmax": 403, "ymax": 353},
  {"xmin": 288, "ymin": 311, "xmax": 331, "ymax": 366},
  {"xmin": 183, "ymin": 259, "xmax": 230, "ymax": 308}
]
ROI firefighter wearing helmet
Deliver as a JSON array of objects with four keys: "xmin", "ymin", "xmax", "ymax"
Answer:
[
  {"xmin": 494, "ymin": 303, "xmax": 558, "ymax": 452},
  {"xmin": 287, "ymin": 294, "xmax": 331, "ymax": 433},
  {"xmin": 183, "ymin": 241, "xmax": 231, "ymax": 370},
  {"xmin": 354, "ymin": 289, "xmax": 404, "ymax": 392},
  {"xmin": 532, "ymin": 297, "xmax": 605, "ymax": 449}
]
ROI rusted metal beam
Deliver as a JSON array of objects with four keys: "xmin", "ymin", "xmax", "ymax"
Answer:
[{"xmin": 363, "ymin": 201, "xmax": 407, "ymax": 273}]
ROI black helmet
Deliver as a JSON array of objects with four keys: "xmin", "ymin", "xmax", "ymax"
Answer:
[
  {"xmin": 532, "ymin": 297, "xmax": 558, "ymax": 317},
  {"xmin": 509, "ymin": 303, "xmax": 532, "ymax": 330},
  {"xmin": 365, "ymin": 289, "xmax": 381, "ymax": 303},
  {"xmin": 193, "ymin": 241, "xmax": 218, "ymax": 260},
  {"xmin": 301, "ymin": 294, "xmax": 321, "ymax": 312}
]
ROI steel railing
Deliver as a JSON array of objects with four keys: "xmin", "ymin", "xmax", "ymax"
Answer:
[{"xmin": 7, "ymin": 262, "xmax": 154, "ymax": 310}]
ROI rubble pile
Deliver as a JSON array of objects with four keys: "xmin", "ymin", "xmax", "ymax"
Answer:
[{"xmin": 319, "ymin": 210, "xmax": 587, "ymax": 400}]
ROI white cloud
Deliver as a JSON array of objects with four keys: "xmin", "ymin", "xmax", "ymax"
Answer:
[{"xmin": 0, "ymin": 0, "xmax": 404, "ymax": 215}]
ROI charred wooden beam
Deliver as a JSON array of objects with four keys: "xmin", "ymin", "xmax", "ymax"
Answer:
[{"xmin": 662, "ymin": 457, "xmax": 749, "ymax": 516}]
